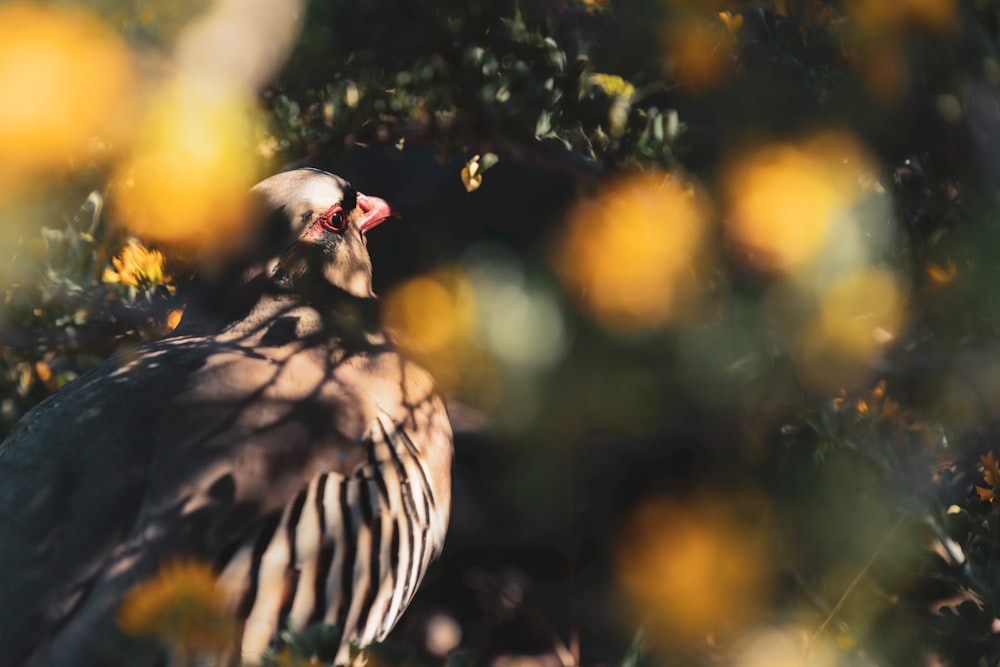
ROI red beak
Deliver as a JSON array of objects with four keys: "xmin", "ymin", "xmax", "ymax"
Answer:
[{"xmin": 357, "ymin": 193, "xmax": 397, "ymax": 234}]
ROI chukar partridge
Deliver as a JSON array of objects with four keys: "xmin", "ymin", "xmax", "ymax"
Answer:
[{"xmin": 0, "ymin": 168, "xmax": 453, "ymax": 666}]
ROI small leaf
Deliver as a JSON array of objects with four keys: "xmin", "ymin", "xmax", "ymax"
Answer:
[
  {"xmin": 479, "ymin": 153, "xmax": 499, "ymax": 171},
  {"xmin": 461, "ymin": 155, "xmax": 483, "ymax": 192},
  {"xmin": 534, "ymin": 110, "xmax": 552, "ymax": 138}
]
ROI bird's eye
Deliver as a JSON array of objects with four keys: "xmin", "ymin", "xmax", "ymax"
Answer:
[{"xmin": 317, "ymin": 204, "xmax": 346, "ymax": 232}]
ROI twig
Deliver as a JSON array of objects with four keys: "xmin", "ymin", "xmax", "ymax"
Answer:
[
  {"xmin": 567, "ymin": 436, "xmax": 579, "ymax": 667},
  {"xmin": 786, "ymin": 563, "xmax": 881, "ymax": 667},
  {"xmin": 295, "ymin": 113, "xmax": 607, "ymax": 183},
  {"xmin": 806, "ymin": 514, "xmax": 906, "ymax": 656}
]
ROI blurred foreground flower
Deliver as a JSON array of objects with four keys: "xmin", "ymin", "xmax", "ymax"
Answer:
[
  {"xmin": 382, "ymin": 269, "xmax": 498, "ymax": 403},
  {"xmin": 466, "ymin": 253, "xmax": 566, "ymax": 372},
  {"xmin": 615, "ymin": 496, "xmax": 771, "ymax": 642},
  {"xmin": 722, "ymin": 132, "xmax": 877, "ymax": 274},
  {"xmin": 795, "ymin": 267, "xmax": 906, "ymax": 390},
  {"xmin": 117, "ymin": 559, "xmax": 233, "ymax": 655},
  {"xmin": 734, "ymin": 626, "xmax": 839, "ymax": 667},
  {"xmin": 663, "ymin": 18, "xmax": 735, "ymax": 91},
  {"xmin": 0, "ymin": 3, "xmax": 135, "ymax": 190},
  {"xmin": 382, "ymin": 270, "xmax": 476, "ymax": 356},
  {"xmin": 112, "ymin": 79, "xmax": 259, "ymax": 255},
  {"xmin": 555, "ymin": 171, "xmax": 709, "ymax": 332},
  {"xmin": 848, "ymin": 0, "xmax": 957, "ymax": 34},
  {"xmin": 384, "ymin": 257, "xmax": 565, "ymax": 418}
]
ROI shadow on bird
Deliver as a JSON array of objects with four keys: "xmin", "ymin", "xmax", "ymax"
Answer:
[{"xmin": 0, "ymin": 169, "xmax": 454, "ymax": 667}]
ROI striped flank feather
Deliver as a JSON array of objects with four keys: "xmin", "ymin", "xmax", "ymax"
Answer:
[{"xmin": 227, "ymin": 413, "xmax": 448, "ymax": 665}]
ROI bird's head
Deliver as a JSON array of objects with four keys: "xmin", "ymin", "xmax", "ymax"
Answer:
[{"xmin": 248, "ymin": 168, "xmax": 396, "ymax": 298}]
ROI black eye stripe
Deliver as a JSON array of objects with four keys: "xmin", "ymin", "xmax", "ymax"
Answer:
[{"xmin": 341, "ymin": 189, "xmax": 357, "ymax": 212}]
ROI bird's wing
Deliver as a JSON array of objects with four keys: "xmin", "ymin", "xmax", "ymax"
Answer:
[
  {"xmin": 1, "ymin": 321, "xmax": 452, "ymax": 667},
  {"xmin": 228, "ymin": 411, "xmax": 450, "ymax": 666},
  {"xmin": 0, "ymin": 332, "xmax": 374, "ymax": 666}
]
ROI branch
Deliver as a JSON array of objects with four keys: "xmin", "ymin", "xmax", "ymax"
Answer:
[{"xmin": 295, "ymin": 112, "xmax": 607, "ymax": 183}]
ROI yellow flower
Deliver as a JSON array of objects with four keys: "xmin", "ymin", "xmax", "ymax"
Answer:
[
  {"xmin": 103, "ymin": 239, "xmax": 170, "ymax": 288},
  {"xmin": 589, "ymin": 73, "xmax": 635, "ymax": 98},
  {"xmin": 615, "ymin": 496, "xmax": 771, "ymax": 641},
  {"xmin": 117, "ymin": 559, "xmax": 233, "ymax": 654},
  {"xmin": 555, "ymin": 171, "xmax": 710, "ymax": 331},
  {"xmin": 0, "ymin": 3, "xmax": 135, "ymax": 189}
]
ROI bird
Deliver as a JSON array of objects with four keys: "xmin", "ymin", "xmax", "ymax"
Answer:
[{"xmin": 0, "ymin": 168, "xmax": 453, "ymax": 667}]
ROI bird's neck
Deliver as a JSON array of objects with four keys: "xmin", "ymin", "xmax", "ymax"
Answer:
[
  {"xmin": 172, "ymin": 252, "xmax": 379, "ymax": 343},
  {"xmin": 196, "ymin": 277, "xmax": 379, "ymax": 348},
  {"xmin": 272, "ymin": 240, "xmax": 375, "ymax": 300}
]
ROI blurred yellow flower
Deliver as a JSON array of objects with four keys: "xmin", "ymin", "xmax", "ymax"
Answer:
[
  {"xmin": 103, "ymin": 240, "xmax": 171, "ymax": 289},
  {"xmin": 616, "ymin": 497, "xmax": 771, "ymax": 641},
  {"xmin": 848, "ymin": 0, "xmax": 957, "ymax": 34},
  {"xmin": 844, "ymin": 0, "xmax": 956, "ymax": 104},
  {"xmin": 795, "ymin": 268, "xmax": 906, "ymax": 390},
  {"xmin": 555, "ymin": 171, "xmax": 709, "ymax": 331},
  {"xmin": 664, "ymin": 19, "xmax": 735, "ymax": 91},
  {"xmin": 112, "ymin": 79, "xmax": 260, "ymax": 255},
  {"xmin": 589, "ymin": 73, "xmax": 635, "ymax": 98},
  {"xmin": 817, "ymin": 268, "xmax": 904, "ymax": 358},
  {"xmin": 382, "ymin": 270, "xmax": 476, "ymax": 355},
  {"xmin": 734, "ymin": 626, "xmax": 839, "ymax": 667},
  {"xmin": 858, "ymin": 42, "xmax": 910, "ymax": 107},
  {"xmin": 722, "ymin": 132, "xmax": 876, "ymax": 274},
  {"xmin": 117, "ymin": 559, "xmax": 233, "ymax": 654},
  {"xmin": 382, "ymin": 270, "xmax": 498, "ymax": 402},
  {"xmin": 0, "ymin": 3, "xmax": 135, "ymax": 189}
]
